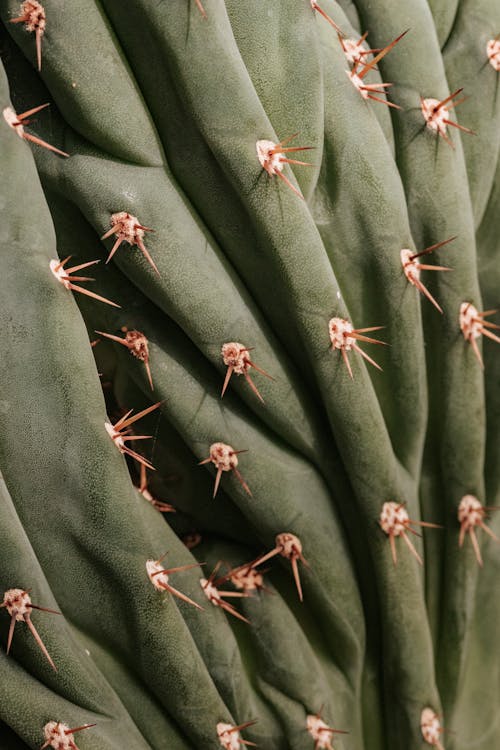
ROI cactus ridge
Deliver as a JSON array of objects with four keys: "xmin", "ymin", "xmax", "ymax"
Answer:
[{"xmin": 1, "ymin": 1, "xmax": 500, "ymax": 748}]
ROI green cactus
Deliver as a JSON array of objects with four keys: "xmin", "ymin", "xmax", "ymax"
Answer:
[{"xmin": 1, "ymin": 1, "xmax": 500, "ymax": 748}]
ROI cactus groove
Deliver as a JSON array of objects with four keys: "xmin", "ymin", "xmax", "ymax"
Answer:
[{"xmin": 1, "ymin": 1, "xmax": 500, "ymax": 749}]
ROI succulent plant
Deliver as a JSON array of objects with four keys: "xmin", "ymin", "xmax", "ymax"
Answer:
[{"xmin": 0, "ymin": 1, "xmax": 500, "ymax": 749}]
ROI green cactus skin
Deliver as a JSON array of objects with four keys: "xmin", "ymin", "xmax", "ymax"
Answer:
[
  {"xmin": 48, "ymin": 192, "xmax": 365, "ymax": 747},
  {"xmin": 349, "ymin": 0, "xmax": 499, "ymax": 728},
  {"xmin": 440, "ymin": 0, "xmax": 500, "ymax": 227},
  {"xmin": 0, "ymin": 62, "xmax": 250, "ymax": 749},
  {"xmin": 1, "ymin": 1, "xmax": 500, "ymax": 749}
]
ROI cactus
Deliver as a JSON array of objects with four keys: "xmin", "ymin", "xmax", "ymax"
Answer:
[{"xmin": 0, "ymin": 1, "xmax": 500, "ymax": 748}]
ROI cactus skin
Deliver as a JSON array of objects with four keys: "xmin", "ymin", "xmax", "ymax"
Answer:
[{"xmin": 1, "ymin": 1, "xmax": 500, "ymax": 749}]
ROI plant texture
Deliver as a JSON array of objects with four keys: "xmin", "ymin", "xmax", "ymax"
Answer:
[{"xmin": 0, "ymin": 1, "xmax": 500, "ymax": 749}]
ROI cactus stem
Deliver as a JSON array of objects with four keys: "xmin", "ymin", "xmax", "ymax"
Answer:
[
  {"xmin": 460, "ymin": 303, "xmax": 500, "ymax": 369},
  {"xmin": 200, "ymin": 574, "xmax": 251, "ymax": 623},
  {"xmin": 101, "ymin": 212, "xmax": 159, "ymax": 275},
  {"xmin": 1, "ymin": 588, "xmax": 59, "ymax": 671},
  {"xmin": 421, "ymin": 91, "xmax": 475, "ymax": 146},
  {"xmin": 3, "ymin": 104, "xmax": 68, "ymax": 156},
  {"xmin": 96, "ymin": 329, "xmax": 153, "ymax": 389},
  {"xmin": 310, "ymin": 2, "xmax": 343, "ymax": 35},
  {"xmin": 217, "ymin": 721, "xmax": 257, "ymax": 749},
  {"xmin": 10, "ymin": 2, "xmax": 46, "ymax": 71},
  {"xmin": 146, "ymin": 558, "xmax": 204, "ymax": 610},
  {"xmin": 221, "ymin": 342, "xmax": 273, "ymax": 402},
  {"xmin": 41, "ymin": 721, "xmax": 95, "ymax": 750},
  {"xmin": 458, "ymin": 495, "xmax": 499, "ymax": 567},
  {"xmin": 379, "ymin": 502, "xmax": 442, "ymax": 566},
  {"xmin": 420, "ymin": 708, "xmax": 445, "ymax": 749},
  {"xmin": 328, "ymin": 317, "xmax": 386, "ymax": 378},
  {"xmin": 135, "ymin": 464, "xmax": 176, "ymax": 513},
  {"xmin": 306, "ymin": 711, "xmax": 349, "ymax": 749},
  {"xmin": 487, "ymin": 39, "xmax": 500, "ymax": 71},
  {"xmin": 199, "ymin": 443, "xmax": 251, "ymax": 498},
  {"xmin": 251, "ymin": 533, "xmax": 308, "ymax": 601},
  {"xmin": 50, "ymin": 257, "xmax": 120, "ymax": 308}
]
